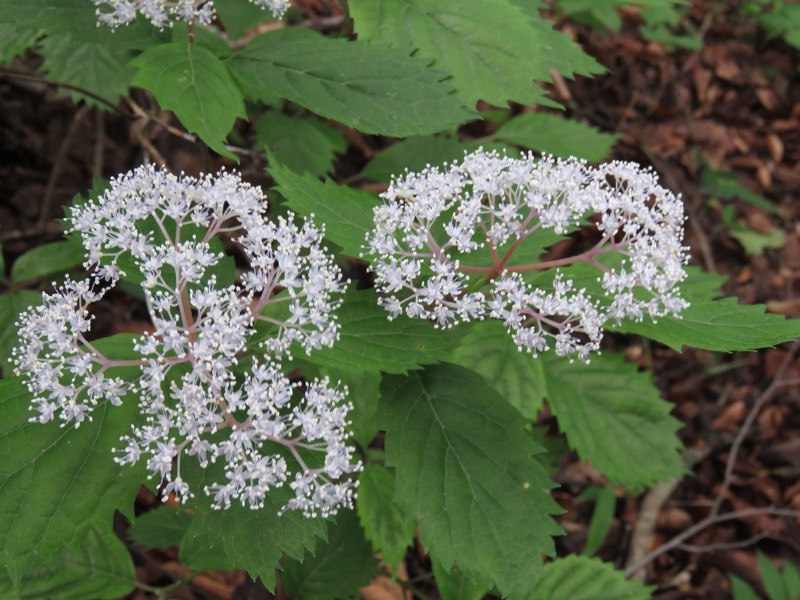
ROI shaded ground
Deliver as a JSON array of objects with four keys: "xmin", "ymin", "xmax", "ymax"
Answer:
[{"xmin": 1, "ymin": 1, "xmax": 799, "ymax": 598}]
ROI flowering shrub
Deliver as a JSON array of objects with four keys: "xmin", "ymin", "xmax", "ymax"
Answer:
[
  {"xmin": 1, "ymin": 1, "xmax": 799, "ymax": 599},
  {"xmin": 365, "ymin": 149, "xmax": 689, "ymax": 361},
  {"xmin": 15, "ymin": 166, "xmax": 360, "ymax": 516}
]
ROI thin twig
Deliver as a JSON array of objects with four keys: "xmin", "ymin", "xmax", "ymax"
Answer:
[
  {"xmin": 625, "ymin": 507, "xmax": 799, "ymax": 578},
  {"xmin": 677, "ymin": 531, "xmax": 770, "ymax": 554},
  {"xmin": 0, "ymin": 65, "xmax": 121, "ymax": 113},
  {"xmin": 710, "ymin": 341, "xmax": 800, "ymax": 518},
  {"xmin": 39, "ymin": 104, "xmax": 91, "ymax": 231}
]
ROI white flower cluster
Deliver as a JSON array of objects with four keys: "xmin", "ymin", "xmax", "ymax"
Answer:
[
  {"xmin": 14, "ymin": 165, "xmax": 359, "ymax": 517},
  {"xmin": 365, "ymin": 149, "xmax": 689, "ymax": 362},
  {"xmin": 93, "ymin": 0, "xmax": 291, "ymax": 29}
]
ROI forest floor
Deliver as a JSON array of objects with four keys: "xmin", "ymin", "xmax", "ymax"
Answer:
[{"xmin": 1, "ymin": 1, "xmax": 799, "ymax": 598}]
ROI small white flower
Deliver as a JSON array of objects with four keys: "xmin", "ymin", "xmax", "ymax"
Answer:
[
  {"xmin": 364, "ymin": 149, "xmax": 690, "ymax": 361},
  {"xmin": 92, "ymin": 0, "xmax": 291, "ymax": 30}
]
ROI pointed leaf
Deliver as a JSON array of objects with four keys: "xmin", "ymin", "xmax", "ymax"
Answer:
[
  {"xmin": 131, "ymin": 42, "xmax": 245, "ymax": 158},
  {"xmin": 269, "ymin": 159, "xmax": 379, "ymax": 259},
  {"xmin": 528, "ymin": 555, "xmax": 654, "ymax": 599},
  {"xmin": 228, "ymin": 28, "xmax": 473, "ymax": 137},
  {"xmin": 349, "ymin": 0, "xmax": 602, "ymax": 108},
  {"xmin": 432, "ymin": 560, "xmax": 490, "ymax": 600},
  {"xmin": 543, "ymin": 352, "xmax": 685, "ymax": 489},
  {"xmin": 356, "ymin": 465, "xmax": 414, "ymax": 569},
  {"xmin": 491, "ymin": 112, "xmax": 618, "ymax": 162},
  {"xmin": 450, "ymin": 321, "xmax": 546, "ymax": 419},
  {"xmin": 281, "ymin": 510, "xmax": 379, "ymax": 600},
  {"xmin": 379, "ymin": 364, "xmax": 562, "ymax": 596}
]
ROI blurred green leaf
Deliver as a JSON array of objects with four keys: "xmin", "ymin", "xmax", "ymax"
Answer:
[
  {"xmin": 432, "ymin": 559, "xmax": 490, "ymax": 600},
  {"xmin": 10, "ymin": 240, "xmax": 85, "ymax": 283},
  {"xmin": 701, "ymin": 167, "xmax": 780, "ymax": 214},
  {"xmin": 580, "ymin": 485, "xmax": 617, "ymax": 556},
  {"xmin": 731, "ymin": 574, "xmax": 761, "ymax": 600},
  {"xmin": 529, "ymin": 555, "xmax": 654, "ymax": 599},
  {"xmin": 730, "ymin": 227, "xmax": 786, "ymax": 256},
  {"xmin": 128, "ymin": 507, "xmax": 192, "ymax": 550},
  {"xmin": 758, "ymin": 551, "xmax": 787, "ymax": 600}
]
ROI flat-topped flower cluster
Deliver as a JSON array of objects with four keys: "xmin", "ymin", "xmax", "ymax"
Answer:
[
  {"xmin": 14, "ymin": 165, "xmax": 359, "ymax": 517},
  {"xmin": 93, "ymin": 0, "xmax": 291, "ymax": 29},
  {"xmin": 364, "ymin": 149, "xmax": 690, "ymax": 362}
]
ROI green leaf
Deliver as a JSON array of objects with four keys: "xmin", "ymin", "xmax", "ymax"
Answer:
[
  {"xmin": 783, "ymin": 562, "xmax": 800, "ymax": 600},
  {"xmin": 180, "ymin": 471, "xmax": 327, "ymax": 590},
  {"xmin": 269, "ymin": 158, "xmax": 379, "ymax": 258},
  {"xmin": 491, "ymin": 112, "xmax": 618, "ymax": 162},
  {"xmin": 580, "ymin": 486, "xmax": 617, "ymax": 556},
  {"xmin": 228, "ymin": 28, "xmax": 473, "ymax": 137},
  {"xmin": 127, "ymin": 507, "xmax": 192, "ymax": 549},
  {"xmin": 215, "ymin": 0, "xmax": 280, "ymax": 39},
  {"xmin": 450, "ymin": 321, "xmax": 546, "ymax": 420},
  {"xmin": 543, "ymin": 352, "xmax": 686, "ymax": 489},
  {"xmin": 255, "ymin": 111, "xmax": 346, "ymax": 178},
  {"xmin": 0, "ymin": 527, "xmax": 135, "ymax": 600},
  {"xmin": 379, "ymin": 364, "xmax": 562, "ymax": 596},
  {"xmin": 701, "ymin": 167, "xmax": 780, "ymax": 214},
  {"xmin": 528, "ymin": 555, "xmax": 654, "ymax": 600},
  {"xmin": 757, "ymin": 551, "xmax": 786, "ymax": 600},
  {"xmin": 40, "ymin": 34, "xmax": 137, "ymax": 107},
  {"xmin": 302, "ymin": 287, "xmax": 461, "ymax": 375},
  {"xmin": 281, "ymin": 510, "xmax": 379, "ymax": 600},
  {"xmin": 730, "ymin": 575, "xmax": 761, "ymax": 600},
  {"xmin": 349, "ymin": 0, "xmax": 603, "ymax": 108},
  {"xmin": 432, "ymin": 560, "xmax": 490, "ymax": 600},
  {"xmin": 131, "ymin": 42, "xmax": 245, "ymax": 158},
  {"xmin": 729, "ymin": 227, "xmax": 786, "ymax": 256},
  {"xmin": 617, "ymin": 297, "xmax": 800, "ymax": 352},
  {"xmin": 0, "ymin": 372, "xmax": 145, "ymax": 582},
  {"xmin": 0, "ymin": 24, "xmax": 39, "ymax": 63},
  {"xmin": 0, "ymin": 291, "xmax": 42, "ymax": 379},
  {"xmin": 356, "ymin": 465, "xmax": 414, "ymax": 569},
  {"xmin": 10, "ymin": 240, "xmax": 85, "ymax": 283}
]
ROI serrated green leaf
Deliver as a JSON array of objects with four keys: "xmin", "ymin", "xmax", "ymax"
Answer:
[
  {"xmin": 10, "ymin": 240, "xmax": 85, "ymax": 284},
  {"xmin": 527, "ymin": 555, "xmax": 654, "ymax": 600},
  {"xmin": 0, "ymin": 291, "xmax": 42, "ymax": 379},
  {"xmin": 491, "ymin": 112, "xmax": 618, "ymax": 162},
  {"xmin": 0, "ymin": 368, "xmax": 145, "ymax": 582},
  {"xmin": 379, "ymin": 364, "xmax": 562, "ymax": 596},
  {"xmin": 255, "ymin": 111, "xmax": 346, "ymax": 178},
  {"xmin": 356, "ymin": 465, "xmax": 414, "ymax": 569},
  {"xmin": 131, "ymin": 42, "xmax": 245, "ymax": 158},
  {"xmin": 302, "ymin": 287, "xmax": 460, "ymax": 374},
  {"xmin": 228, "ymin": 28, "xmax": 473, "ymax": 136},
  {"xmin": 0, "ymin": 24, "xmax": 39, "ymax": 63},
  {"xmin": 432, "ymin": 560, "xmax": 490, "ymax": 600},
  {"xmin": 0, "ymin": 527, "xmax": 135, "ymax": 600},
  {"xmin": 269, "ymin": 158, "xmax": 379, "ymax": 258},
  {"xmin": 543, "ymin": 352, "xmax": 685, "ymax": 489},
  {"xmin": 127, "ymin": 507, "xmax": 192, "ymax": 549},
  {"xmin": 349, "ymin": 0, "xmax": 602, "ymax": 109},
  {"xmin": 617, "ymin": 298, "xmax": 800, "ymax": 352},
  {"xmin": 40, "ymin": 34, "xmax": 137, "ymax": 107},
  {"xmin": 180, "ymin": 464, "xmax": 327, "ymax": 591},
  {"xmin": 581, "ymin": 485, "xmax": 617, "ymax": 556},
  {"xmin": 281, "ymin": 510, "xmax": 379, "ymax": 600},
  {"xmin": 450, "ymin": 321, "xmax": 546, "ymax": 419}
]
